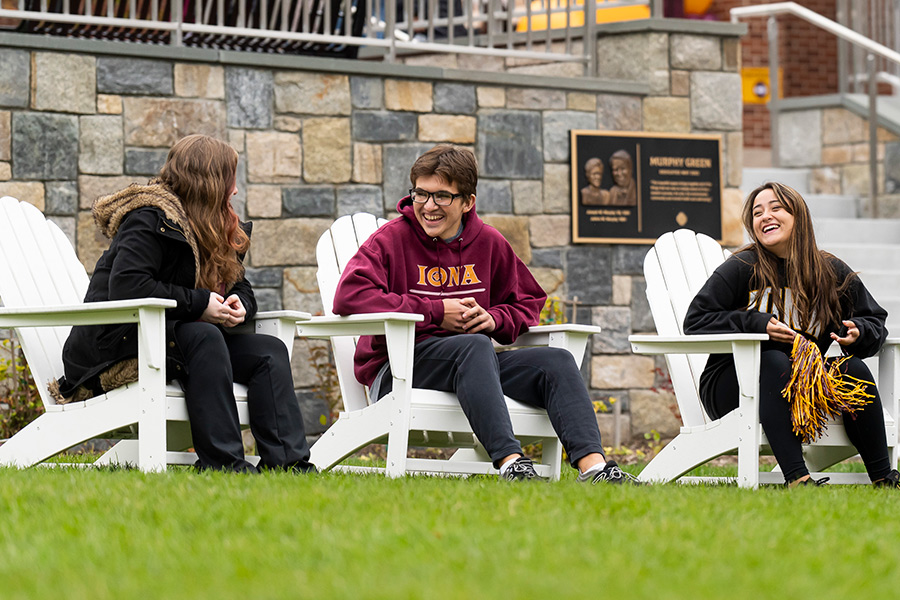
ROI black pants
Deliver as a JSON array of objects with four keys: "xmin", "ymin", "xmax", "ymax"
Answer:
[
  {"xmin": 705, "ymin": 349, "xmax": 891, "ymax": 482},
  {"xmin": 173, "ymin": 322, "xmax": 312, "ymax": 472},
  {"xmin": 375, "ymin": 335, "xmax": 605, "ymax": 469}
]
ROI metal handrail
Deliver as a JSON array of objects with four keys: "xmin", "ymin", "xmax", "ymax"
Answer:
[
  {"xmin": 732, "ymin": 2, "xmax": 900, "ymax": 216},
  {"xmin": 0, "ymin": 0, "xmax": 653, "ymax": 73}
]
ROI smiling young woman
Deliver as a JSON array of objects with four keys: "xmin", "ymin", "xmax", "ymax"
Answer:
[{"xmin": 683, "ymin": 181, "xmax": 899, "ymax": 488}]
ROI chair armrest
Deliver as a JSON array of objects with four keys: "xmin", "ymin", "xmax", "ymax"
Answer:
[
  {"xmin": 511, "ymin": 324, "xmax": 603, "ymax": 369},
  {"xmin": 296, "ymin": 313, "xmax": 424, "ymax": 382},
  {"xmin": 226, "ymin": 310, "xmax": 313, "ymax": 355},
  {"xmin": 0, "ymin": 298, "xmax": 176, "ymax": 328},
  {"xmin": 295, "ymin": 312, "xmax": 424, "ymax": 339},
  {"xmin": 0, "ymin": 298, "xmax": 176, "ymax": 371},
  {"xmin": 630, "ymin": 333, "xmax": 767, "ymax": 410},
  {"xmin": 629, "ymin": 333, "xmax": 768, "ymax": 355}
]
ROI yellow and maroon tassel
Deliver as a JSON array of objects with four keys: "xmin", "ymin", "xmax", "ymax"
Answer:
[{"xmin": 781, "ymin": 335, "xmax": 874, "ymax": 443}]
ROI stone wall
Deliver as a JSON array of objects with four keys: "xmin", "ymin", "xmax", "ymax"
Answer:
[
  {"xmin": 776, "ymin": 102, "xmax": 900, "ymax": 206},
  {"xmin": 0, "ymin": 19, "xmax": 745, "ymax": 443}
]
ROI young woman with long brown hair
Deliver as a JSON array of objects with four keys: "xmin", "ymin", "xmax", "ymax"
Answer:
[
  {"xmin": 57, "ymin": 135, "xmax": 313, "ymax": 473},
  {"xmin": 684, "ymin": 181, "xmax": 898, "ymax": 487}
]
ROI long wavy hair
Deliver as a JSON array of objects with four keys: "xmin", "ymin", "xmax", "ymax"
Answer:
[
  {"xmin": 158, "ymin": 135, "xmax": 249, "ymax": 291},
  {"xmin": 741, "ymin": 181, "xmax": 853, "ymax": 332}
]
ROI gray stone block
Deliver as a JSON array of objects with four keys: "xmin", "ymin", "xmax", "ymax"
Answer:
[
  {"xmin": 630, "ymin": 276, "xmax": 655, "ymax": 332},
  {"xmin": 125, "ymin": 148, "xmax": 169, "ymax": 176},
  {"xmin": 476, "ymin": 180, "xmax": 512, "ymax": 214},
  {"xmin": 591, "ymin": 306, "xmax": 632, "ymax": 354},
  {"xmin": 531, "ymin": 248, "xmax": 563, "ymax": 269},
  {"xmin": 434, "ymin": 83, "xmax": 476, "ymax": 115},
  {"xmin": 45, "ymin": 181, "xmax": 78, "ymax": 216},
  {"xmin": 690, "ymin": 71, "xmax": 742, "ymax": 131},
  {"xmin": 283, "ymin": 186, "xmax": 335, "ymax": 217},
  {"xmin": 97, "ymin": 57, "xmax": 174, "ymax": 95},
  {"xmin": 670, "ymin": 34, "xmax": 722, "ymax": 71},
  {"xmin": 244, "ymin": 266, "xmax": 283, "ymax": 288},
  {"xmin": 253, "ymin": 288, "xmax": 283, "ymax": 312},
  {"xmin": 383, "ymin": 143, "xmax": 433, "ymax": 209},
  {"xmin": 777, "ymin": 110, "xmax": 822, "ymax": 168},
  {"xmin": 79, "ymin": 115, "xmax": 123, "ymax": 175},
  {"xmin": 566, "ymin": 246, "xmax": 612, "ymax": 305},
  {"xmin": 886, "ymin": 143, "xmax": 900, "ymax": 194},
  {"xmin": 352, "ymin": 111, "xmax": 417, "ymax": 142},
  {"xmin": 613, "ymin": 244, "xmax": 651, "ymax": 275},
  {"xmin": 337, "ymin": 185, "xmax": 384, "ymax": 217},
  {"xmin": 0, "ymin": 49, "xmax": 29, "ymax": 107},
  {"xmin": 543, "ymin": 111, "xmax": 597, "ymax": 162},
  {"xmin": 478, "ymin": 111, "xmax": 543, "ymax": 179},
  {"xmin": 295, "ymin": 389, "xmax": 331, "ymax": 435},
  {"xmin": 350, "ymin": 77, "xmax": 384, "ymax": 109},
  {"xmin": 226, "ymin": 67, "xmax": 273, "ymax": 129},
  {"xmin": 597, "ymin": 94, "xmax": 642, "ymax": 131},
  {"xmin": 12, "ymin": 113, "xmax": 78, "ymax": 180}
]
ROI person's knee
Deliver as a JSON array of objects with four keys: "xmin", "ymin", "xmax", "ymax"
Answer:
[
  {"xmin": 177, "ymin": 322, "xmax": 227, "ymax": 354},
  {"xmin": 760, "ymin": 350, "xmax": 792, "ymax": 382},
  {"xmin": 454, "ymin": 334, "xmax": 496, "ymax": 360},
  {"xmin": 838, "ymin": 356, "xmax": 874, "ymax": 381}
]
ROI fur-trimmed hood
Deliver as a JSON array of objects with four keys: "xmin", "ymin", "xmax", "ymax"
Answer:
[{"xmin": 92, "ymin": 180, "xmax": 202, "ymax": 288}]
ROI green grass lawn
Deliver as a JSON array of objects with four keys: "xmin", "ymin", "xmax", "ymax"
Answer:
[{"xmin": 1, "ymin": 462, "xmax": 897, "ymax": 600}]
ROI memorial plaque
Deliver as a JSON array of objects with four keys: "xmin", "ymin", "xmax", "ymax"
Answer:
[{"xmin": 570, "ymin": 131, "xmax": 723, "ymax": 244}]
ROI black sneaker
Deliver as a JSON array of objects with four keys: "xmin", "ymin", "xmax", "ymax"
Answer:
[
  {"xmin": 503, "ymin": 456, "xmax": 539, "ymax": 481},
  {"xmin": 874, "ymin": 469, "xmax": 900, "ymax": 488},
  {"xmin": 577, "ymin": 460, "xmax": 642, "ymax": 485},
  {"xmin": 784, "ymin": 475, "xmax": 830, "ymax": 488}
]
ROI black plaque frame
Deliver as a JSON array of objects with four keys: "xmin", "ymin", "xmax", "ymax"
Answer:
[{"xmin": 570, "ymin": 130, "xmax": 724, "ymax": 244}]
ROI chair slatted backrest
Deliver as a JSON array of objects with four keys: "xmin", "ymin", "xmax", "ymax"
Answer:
[
  {"xmin": 316, "ymin": 213, "xmax": 388, "ymax": 413},
  {"xmin": 643, "ymin": 229, "xmax": 730, "ymax": 427},
  {"xmin": 0, "ymin": 197, "xmax": 92, "ymax": 408}
]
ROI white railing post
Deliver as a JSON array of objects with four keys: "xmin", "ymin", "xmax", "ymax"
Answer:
[
  {"xmin": 868, "ymin": 52, "xmax": 879, "ymax": 217},
  {"xmin": 768, "ymin": 15, "xmax": 780, "ymax": 168}
]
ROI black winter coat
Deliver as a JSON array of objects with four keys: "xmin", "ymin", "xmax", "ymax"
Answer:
[{"xmin": 58, "ymin": 206, "xmax": 257, "ymax": 396}]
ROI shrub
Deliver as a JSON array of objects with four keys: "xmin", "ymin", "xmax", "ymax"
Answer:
[{"xmin": 0, "ymin": 337, "xmax": 44, "ymax": 439}]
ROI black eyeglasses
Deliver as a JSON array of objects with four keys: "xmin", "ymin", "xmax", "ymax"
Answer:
[{"xmin": 409, "ymin": 188, "xmax": 464, "ymax": 207}]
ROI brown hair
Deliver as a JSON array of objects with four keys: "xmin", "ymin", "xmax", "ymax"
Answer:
[
  {"xmin": 741, "ymin": 181, "xmax": 853, "ymax": 331},
  {"xmin": 158, "ymin": 134, "xmax": 249, "ymax": 291},
  {"xmin": 409, "ymin": 145, "xmax": 478, "ymax": 199}
]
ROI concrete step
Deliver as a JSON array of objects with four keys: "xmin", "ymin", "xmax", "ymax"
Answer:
[
  {"xmin": 813, "ymin": 218, "xmax": 900, "ymax": 245},
  {"xmin": 855, "ymin": 271, "xmax": 900, "ymax": 300},
  {"xmin": 742, "ymin": 167, "xmax": 810, "ymax": 193},
  {"xmin": 807, "ymin": 194, "xmax": 860, "ymax": 219},
  {"xmin": 819, "ymin": 243, "xmax": 900, "ymax": 270}
]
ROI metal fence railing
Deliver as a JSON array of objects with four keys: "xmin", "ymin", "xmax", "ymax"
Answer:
[
  {"xmin": 732, "ymin": 1, "xmax": 900, "ymax": 214},
  {"xmin": 0, "ymin": 0, "xmax": 655, "ymax": 72}
]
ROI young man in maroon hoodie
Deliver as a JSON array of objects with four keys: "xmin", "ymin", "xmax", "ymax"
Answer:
[{"xmin": 332, "ymin": 145, "xmax": 637, "ymax": 484}]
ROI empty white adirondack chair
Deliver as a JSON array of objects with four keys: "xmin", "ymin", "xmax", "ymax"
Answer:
[
  {"xmin": 0, "ymin": 196, "xmax": 309, "ymax": 471},
  {"xmin": 629, "ymin": 229, "xmax": 900, "ymax": 488},
  {"xmin": 301, "ymin": 212, "xmax": 602, "ymax": 479}
]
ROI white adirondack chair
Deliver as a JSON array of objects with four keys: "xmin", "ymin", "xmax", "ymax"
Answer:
[
  {"xmin": 301, "ymin": 212, "xmax": 602, "ymax": 479},
  {"xmin": 629, "ymin": 229, "xmax": 900, "ymax": 488},
  {"xmin": 0, "ymin": 196, "xmax": 310, "ymax": 471}
]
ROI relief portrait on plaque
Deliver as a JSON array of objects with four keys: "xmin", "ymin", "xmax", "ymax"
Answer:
[
  {"xmin": 607, "ymin": 150, "xmax": 637, "ymax": 207},
  {"xmin": 571, "ymin": 130, "xmax": 723, "ymax": 244},
  {"xmin": 580, "ymin": 157, "xmax": 611, "ymax": 205}
]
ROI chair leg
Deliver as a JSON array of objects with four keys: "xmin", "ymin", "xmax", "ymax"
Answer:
[
  {"xmin": 542, "ymin": 438, "xmax": 563, "ymax": 481},
  {"xmin": 309, "ymin": 400, "xmax": 393, "ymax": 471},
  {"xmin": 0, "ymin": 400, "xmax": 139, "ymax": 468},
  {"xmin": 638, "ymin": 413, "xmax": 741, "ymax": 484}
]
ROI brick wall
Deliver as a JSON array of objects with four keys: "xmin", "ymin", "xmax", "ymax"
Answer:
[{"xmin": 711, "ymin": 0, "xmax": 838, "ymax": 148}]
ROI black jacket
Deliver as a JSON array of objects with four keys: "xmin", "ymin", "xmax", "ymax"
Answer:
[
  {"xmin": 59, "ymin": 187, "xmax": 256, "ymax": 396},
  {"xmin": 684, "ymin": 249, "xmax": 888, "ymax": 406}
]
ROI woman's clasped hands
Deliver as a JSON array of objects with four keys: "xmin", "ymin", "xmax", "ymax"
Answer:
[{"xmin": 202, "ymin": 292, "xmax": 246, "ymax": 327}]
